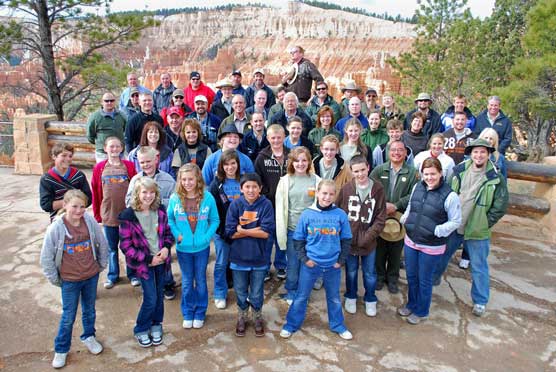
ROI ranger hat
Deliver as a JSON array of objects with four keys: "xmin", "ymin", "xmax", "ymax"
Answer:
[{"xmin": 464, "ymin": 138, "xmax": 495, "ymax": 156}]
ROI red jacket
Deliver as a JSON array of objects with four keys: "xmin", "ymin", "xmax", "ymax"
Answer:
[
  {"xmin": 184, "ymin": 82, "xmax": 215, "ymax": 110},
  {"xmin": 91, "ymin": 159, "xmax": 137, "ymax": 223}
]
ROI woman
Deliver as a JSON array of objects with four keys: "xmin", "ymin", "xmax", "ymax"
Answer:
[
  {"xmin": 361, "ymin": 111, "xmax": 389, "ymax": 151},
  {"xmin": 172, "ymin": 118, "xmax": 212, "ymax": 173},
  {"xmin": 340, "ymin": 118, "xmax": 373, "ymax": 165},
  {"xmin": 479, "ymin": 128, "xmax": 507, "ymax": 178},
  {"xmin": 308, "ymin": 106, "xmax": 342, "ymax": 157},
  {"xmin": 312, "ymin": 135, "xmax": 351, "ymax": 194},
  {"xmin": 413, "ymin": 134, "xmax": 455, "ymax": 180},
  {"xmin": 399, "ymin": 158, "xmax": 461, "ymax": 324},
  {"xmin": 401, "ymin": 111, "xmax": 429, "ymax": 156},
  {"xmin": 128, "ymin": 121, "xmax": 175, "ymax": 178}
]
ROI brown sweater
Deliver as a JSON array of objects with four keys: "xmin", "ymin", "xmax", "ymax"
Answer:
[{"xmin": 336, "ymin": 179, "xmax": 387, "ymax": 256}]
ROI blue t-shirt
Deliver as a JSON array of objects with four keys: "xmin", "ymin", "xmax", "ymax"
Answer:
[
  {"xmin": 284, "ymin": 136, "xmax": 302, "ymax": 150},
  {"xmin": 222, "ymin": 178, "xmax": 241, "ymax": 202}
]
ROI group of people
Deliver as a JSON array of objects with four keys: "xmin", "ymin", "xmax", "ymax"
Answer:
[{"xmin": 39, "ymin": 45, "xmax": 510, "ymax": 369}]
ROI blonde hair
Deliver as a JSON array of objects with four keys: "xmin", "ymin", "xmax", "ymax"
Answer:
[
  {"xmin": 341, "ymin": 118, "xmax": 368, "ymax": 158},
  {"xmin": 317, "ymin": 179, "xmax": 336, "ymax": 191},
  {"xmin": 175, "ymin": 164, "xmax": 205, "ymax": 210},
  {"xmin": 320, "ymin": 134, "xmax": 340, "ymax": 149},
  {"xmin": 130, "ymin": 176, "xmax": 161, "ymax": 211},
  {"xmin": 57, "ymin": 190, "xmax": 88, "ymax": 216},
  {"xmin": 479, "ymin": 128, "xmax": 500, "ymax": 161},
  {"xmin": 286, "ymin": 146, "xmax": 313, "ymax": 176},
  {"xmin": 267, "ymin": 124, "xmax": 285, "ymax": 136}
]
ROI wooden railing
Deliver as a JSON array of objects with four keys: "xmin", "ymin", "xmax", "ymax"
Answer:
[
  {"xmin": 506, "ymin": 161, "xmax": 554, "ymax": 218},
  {"xmin": 45, "ymin": 121, "xmax": 95, "ymax": 165}
]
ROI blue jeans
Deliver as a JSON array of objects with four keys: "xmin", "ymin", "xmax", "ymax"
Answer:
[
  {"xmin": 177, "ymin": 249, "xmax": 209, "ymax": 321},
  {"xmin": 213, "ymin": 235, "xmax": 231, "ymax": 300},
  {"xmin": 285, "ymin": 231, "xmax": 301, "ymax": 300},
  {"xmin": 284, "ymin": 264, "xmax": 346, "ymax": 334},
  {"xmin": 433, "ymin": 232, "xmax": 491, "ymax": 305},
  {"xmin": 104, "ymin": 225, "xmax": 135, "ymax": 282},
  {"xmin": 232, "ymin": 269, "xmax": 266, "ymax": 311},
  {"xmin": 345, "ymin": 251, "xmax": 377, "ymax": 303},
  {"xmin": 134, "ymin": 265, "xmax": 165, "ymax": 335},
  {"xmin": 54, "ymin": 273, "xmax": 99, "ymax": 353},
  {"xmin": 264, "ymin": 231, "xmax": 287, "ymax": 270},
  {"xmin": 404, "ymin": 245, "xmax": 442, "ymax": 317}
]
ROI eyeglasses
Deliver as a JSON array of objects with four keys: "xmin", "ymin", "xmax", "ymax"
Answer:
[
  {"xmin": 174, "ymin": 96, "xmax": 184, "ymax": 99},
  {"xmin": 289, "ymin": 50, "xmax": 299, "ymax": 55},
  {"xmin": 103, "ymin": 99, "xmax": 115, "ymax": 103},
  {"xmin": 316, "ymin": 87, "xmax": 327, "ymax": 91}
]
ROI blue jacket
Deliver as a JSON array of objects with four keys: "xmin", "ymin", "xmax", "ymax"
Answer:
[
  {"xmin": 239, "ymin": 129, "xmax": 270, "ymax": 162},
  {"xmin": 225, "ymin": 195, "xmax": 275, "ymax": 267},
  {"xmin": 167, "ymin": 191, "xmax": 219, "ymax": 253},
  {"xmin": 269, "ymin": 109, "xmax": 314, "ymax": 137},
  {"xmin": 202, "ymin": 149, "xmax": 255, "ymax": 186},
  {"xmin": 441, "ymin": 106, "xmax": 476, "ymax": 132},
  {"xmin": 335, "ymin": 113, "xmax": 369, "ymax": 137},
  {"xmin": 152, "ymin": 83, "xmax": 176, "ymax": 115},
  {"xmin": 474, "ymin": 109, "xmax": 513, "ymax": 154}
]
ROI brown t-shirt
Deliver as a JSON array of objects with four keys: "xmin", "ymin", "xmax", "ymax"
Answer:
[
  {"xmin": 184, "ymin": 197, "xmax": 199, "ymax": 233},
  {"xmin": 60, "ymin": 217, "xmax": 99, "ymax": 282},
  {"xmin": 101, "ymin": 162, "xmax": 130, "ymax": 226}
]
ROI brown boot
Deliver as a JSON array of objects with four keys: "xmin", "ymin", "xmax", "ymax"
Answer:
[
  {"xmin": 253, "ymin": 310, "xmax": 265, "ymax": 337},
  {"xmin": 235, "ymin": 308, "xmax": 248, "ymax": 337}
]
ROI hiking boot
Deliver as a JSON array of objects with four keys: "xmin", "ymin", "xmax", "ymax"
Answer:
[
  {"xmin": 235, "ymin": 309, "xmax": 248, "ymax": 337},
  {"xmin": 387, "ymin": 282, "xmax": 399, "ymax": 294},
  {"xmin": 253, "ymin": 311, "xmax": 265, "ymax": 337}
]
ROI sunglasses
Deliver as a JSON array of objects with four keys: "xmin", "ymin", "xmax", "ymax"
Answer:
[
  {"xmin": 174, "ymin": 96, "xmax": 184, "ymax": 99},
  {"xmin": 103, "ymin": 99, "xmax": 115, "ymax": 102},
  {"xmin": 191, "ymin": 78, "xmax": 200, "ymax": 81},
  {"xmin": 316, "ymin": 87, "xmax": 327, "ymax": 91},
  {"xmin": 416, "ymin": 99, "xmax": 430, "ymax": 102},
  {"xmin": 131, "ymin": 94, "xmax": 139, "ymax": 97}
]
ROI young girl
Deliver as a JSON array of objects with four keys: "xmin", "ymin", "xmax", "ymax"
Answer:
[
  {"xmin": 209, "ymin": 150, "xmax": 242, "ymax": 309},
  {"xmin": 128, "ymin": 121, "xmax": 175, "ymax": 178},
  {"xmin": 91, "ymin": 137, "xmax": 137, "ymax": 289},
  {"xmin": 413, "ymin": 134, "xmax": 455, "ymax": 180},
  {"xmin": 276, "ymin": 147, "xmax": 321, "ymax": 303},
  {"xmin": 40, "ymin": 190, "xmax": 108, "ymax": 369},
  {"xmin": 284, "ymin": 117, "xmax": 315, "ymax": 155},
  {"xmin": 172, "ymin": 118, "xmax": 212, "ymax": 173},
  {"xmin": 340, "ymin": 118, "xmax": 373, "ymax": 165},
  {"xmin": 280, "ymin": 180, "xmax": 353, "ymax": 340},
  {"xmin": 308, "ymin": 106, "xmax": 341, "ymax": 157},
  {"xmin": 312, "ymin": 135, "xmax": 352, "ymax": 193},
  {"xmin": 168, "ymin": 164, "xmax": 219, "ymax": 328},
  {"xmin": 119, "ymin": 177, "xmax": 174, "ymax": 347},
  {"xmin": 225, "ymin": 173, "xmax": 275, "ymax": 337}
]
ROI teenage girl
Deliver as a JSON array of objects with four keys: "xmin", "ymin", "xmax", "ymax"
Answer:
[{"xmin": 340, "ymin": 118, "xmax": 373, "ymax": 165}]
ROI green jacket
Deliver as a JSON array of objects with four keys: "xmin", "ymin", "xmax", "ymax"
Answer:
[
  {"xmin": 86, "ymin": 109, "xmax": 126, "ymax": 153},
  {"xmin": 305, "ymin": 95, "xmax": 342, "ymax": 125},
  {"xmin": 361, "ymin": 128, "xmax": 389, "ymax": 151},
  {"xmin": 450, "ymin": 160, "xmax": 508, "ymax": 240},
  {"xmin": 370, "ymin": 161, "xmax": 418, "ymax": 212},
  {"xmin": 307, "ymin": 127, "xmax": 342, "ymax": 158}
]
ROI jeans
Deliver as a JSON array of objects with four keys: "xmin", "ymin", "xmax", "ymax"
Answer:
[
  {"xmin": 164, "ymin": 258, "xmax": 176, "ymax": 290},
  {"xmin": 345, "ymin": 251, "xmax": 377, "ymax": 303},
  {"xmin": 375, "ymin": 237, "xmax": 403, "ymax": 284},
  {"xmin": 284, "ymin": 264, "xmax": 346, "ymax": 334},
  {"xmin": 404, "ymin": 245, "xmax": 442, "ymax": 317},
  {"xmin": 104, "ymin": 225, "xmax": 135, "ymax": 282},
  {"xmin": 177, "ymin": 249, "xmax": 209, "ymax": 321},
  {"xmin": 213, "ymin": 235, "xmax": 231, "ymax": 300},
  {"xmin": 134, "ymin": 265, "xmax": 165, "ymax": 335},
  {"xmin": 232, "ymin": 269, "xmax": 266, "ymax": 311},
  {"xmin": 264, "ymin": 231, "xmax": 287, "ymax": 270},
  {"xmin": 285, "ymin": 231, "xmax": 301, "ymax": 300},
  {"xmin": 433, "ymin": 232, "xmax": 491, "ymax": 305},
  {"xmin": 54, "ymin": 273, "xmax": 99, "ymax": 353}
]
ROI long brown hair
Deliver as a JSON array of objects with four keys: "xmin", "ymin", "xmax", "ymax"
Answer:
[
  {"xmin": 175, "ymin": 163, "xmax": 205, "ymax": 210},
  {"xmin": 216, "ymin": 150, "xmax": 240, "ymax": 182},
  {"xmin": 316, "ymin": 106, "xmax": 335, "ymax": 128},
  {"xmin": 286, "ymin": 146, "xmax": 313, "ymax": 176},
  {"xmin": 341, "ymin": 118, "xmax": 368, "ymax": 157},
  {"xmin": 139, "ymin": 121, "xmax": 166, "ymax": 150}
]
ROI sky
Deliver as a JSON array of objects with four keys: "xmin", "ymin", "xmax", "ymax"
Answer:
[{"xmin": 109, "ymin": 0, "xmax": 496, "ymax": 19}]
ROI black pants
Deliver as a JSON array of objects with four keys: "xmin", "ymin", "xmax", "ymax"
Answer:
[{"xmin": 375, "ymin": 237, "xmax": 403, "ymax": 284}]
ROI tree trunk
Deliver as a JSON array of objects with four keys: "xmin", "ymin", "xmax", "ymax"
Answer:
[
  {"xmin": 526, "ymin": 115, "xmax": 555, "ymax": 161},
  {"xmin": 36, "ymin": 0, "xmax": 64, "ymax": 120}
]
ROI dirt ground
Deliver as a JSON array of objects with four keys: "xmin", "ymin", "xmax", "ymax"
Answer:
[{"xmin": 0, "ymin": 167, "xmax": 555, "ymax": 372}]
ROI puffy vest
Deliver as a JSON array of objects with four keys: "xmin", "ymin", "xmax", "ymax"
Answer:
[{"xmin": 404, "ymin": 180, "xmax": 452, "ymax": 246}]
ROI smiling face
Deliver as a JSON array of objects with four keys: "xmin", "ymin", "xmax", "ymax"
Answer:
[
  {"xmin": 417, "ymin": 99, "xmax": 431, "ymax": 110},
  {"xmin": 137, "ymin": 153, "xmax": 157, "ymax": 176},
  {"xmin": 139, "ymin": 186, "xmax": 156, "ymax": 210},
  {"xmin": 319, "ymin": 112, "xmax": 332, "ymax": 129},
  {"xmin": 104, "ymin": 138, "xmax": 123, "ymax": 159},
  {"xmin": 429, "ymin": 136, "xmax": 445, "ymax": 157},
  {"xmin": 253, "ymin": 72, "xmax": 264, "ymax": 88},
  {"xmin": 167, "ymin": 114, "xmax": 182, "ymax": 133},
  {"xmin": 53, "ymin": 150, "xmax": 73, "ymax": 173},
  {"xmin": 368, "ymin": 113, "xmax": 381, "ymax": 131},
  {"xmin": 389, "ymin": 141, "xmax": 406, "ymax": 165},
  {"xmin": 321, "ymin": 140, "xmax": 338, "ymax": 162},
  {"xmin": 194, "ymin": 100, "xmax": 207, "ymax": 115},
  {"xmin": 254, "ymin": 91, "xmax": 267, "ymax": 108},
  {"xmin": 277, "ymin": 90, "xmax": 286, "ymax": 103},
  {"xmin": 102, "ymin": 93, "xmax": 116, "ymax": 112},
  {"xmin": 382, "ymin": 95, "xmax": 393, "ymax": 108},
  {"xmin": 487, "ymin": 99, "xmax": 500, "ymax": 117},
  {"xmin": 184, "ymin": 125, "xmax": 199, "ymax": 145},
  {"xmin": 422, "ymin": 166, "xmax": 442, "ymax": 189},
  {"xmin": 471, "ymin": 147, "xmax": 489, "ymax": 168},
  {"xmin": 221, "ymin": 133, "xmax": 240, "ymax": 151},
  {"xmin": 221, "ymin": 86, "xmax": 233, "ymax": 99},
  {"xmin": 292, "ymin": 152, "xmax": 309, "ymax": 175},
  {"xmin": 231, "ymin": 74, "xmax": 242, "ymax": 87},
  {"xmin": 454, "ymin": 98, "xmax": 466, "ymax": 112},
  {"xmin": 190, "ymin": 76, "xmax": 201, "ymax": 89},
  {"xmin": 346, "ymin": 124, "xmax": 361, "ymax": 143},
  {"xmin": 287, "ymin": 121, "xmax": 303, "ymax": 142},
  {"xmin": 140, "ymin": 94, "xmax": 153, "ymax": 113},
  {"xmin": 180, "ymin": 170, "xmax": 197, "ymax": 194},
  {"xmin": 268, "ymin": 130, "xmax": 285, "ymax": 151},
  {"xmin": 161, "ymin": 73, "xmax": 171, "ymax": 88},
  {"xmin": 351, "ymin": 162, "xmax": 370, "ymax": 186},
  {"xmin": 316, "ymin": 84, "xmax": 328, "ymax": 99},
  {"xmin": 241, "ymin": 180, "xmax": 261, "ymax": 203},
  {"xmin": 147, "ymin": 128, "xmax": 160, "ymax": 145},
  {"xmin": 453, "ymin": 113, "xmax": 467, "ymax": 132},
  {"xmin": 232, "ymin": 95, "xmax": 246, "ymax": 115},
  {"xmin": 284, "ymin": 94, "xmax": 297, "ymax": 112},
  {"xmin": 317, "ymin": 184, "xmax": 336, "ymax": 208},
  {"xmin": 223, "ymin": 159, "xmax": 238, "ymax": 179},
  {"xmin": 410, "ymin": 117, "xmax": 424, "ymax": 134},
  {"xmin": 172, "ymin": 94, "xmax": 184, "ymax": 106},
  {"xmin": 127, "ymin": 73, "xmax": 138, "ymax": 87},
  {"xmin": 251, "ymin": 113, "xmax": 265, "ymax": 133},
  {"xmin": 348, "ymin": 98, "xmax": 361, "ymax": 116},
  {"xmin": 64, "ymin": 196, "xmax": 86, "ymax": 223},
  {"xmin": 388, "ymin": 128, "xmax": 402, "ymax": 142}
]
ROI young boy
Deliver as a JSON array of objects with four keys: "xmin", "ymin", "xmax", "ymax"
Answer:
[
  {"xmin": 280, "ymin": 180, "xmax": 353, "ymax": 340},
  {"xmin": 336, "ymin": 155, "xmax": 386, "ymax": 316},
  {"xmin": 372, "ymin": 119, "xmax": 413, "ymax": 168},
  {"xmin": 225, "ymin": 173, "xmax": 275, "ymax": 337}
]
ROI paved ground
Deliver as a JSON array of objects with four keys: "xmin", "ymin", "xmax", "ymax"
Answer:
[{"xmin": 0, "ymin": 167, "xmax": 555, "ymax": 372}]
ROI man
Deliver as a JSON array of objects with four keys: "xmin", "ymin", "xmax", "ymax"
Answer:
[
  {"xmin": 380, "ymin": 93, "xmax": 404, "ymax": 129},
  {"xmin": 443, "ymin": 111, "xmax": 477, "ymax": 165},
  {"xmin": 184, "ymin": 71, "xmax": 215, "ymax": 110},
  {"xmin": 474, "ymin": 96, "xmax": 513, "ymax": 155},
  {"xmin": 125, "ymin": 146, "xmax": 177, "ymax": 299},
  {"xmin": 305, "ymin": 81, "xmax": 342, "ymax": 125},
  {"xmin": 372, "ymin": 119, "xmax": 407, "ymax": 168},
  {"xmin": 339, "ymin": 81, "xmax": 363, "ymax": 118},
  {"xmin": 210, "ymin": 79, "xmax": 235, "ymax": 121},
  {"xmin": 240, "ymin": 112, "xmax": 269, "ymax": 161},
  {"xmin": 370, "ymin": 141, "xmax": 418, "ymax": 294},
  {"xmin": 269, "ymin": 92, "xmax": 313, "ymax": 137},
  {"xmin": 244, "ymin": 68, "xmax": 276, "ymax": 109},
  {"xmin": 441, "ymin": 94, "xmax": 476, "ymax": 132},
  {"xmin": 124, "ymin": 92, "xmax": 164, "ymax": 153},
  {"xmin": 186, "ymin": 95, "xmax": 222, "ymax": 152},
  {"xmin": 215, "ymin": 70, "xmax": 246, "ymax": 101},
  {"xmin": 87, "ymin": 92, "xmax": 126, "ymax": 162},
  {"xmin": 433, "ymin": 138, "xmax": 508, "ymax": 317},
  {"xmin": 219, "ymin": 94, "xmax": 252, "ymax": 136},
  {"xmin": 152, "ymin": 72, "xmax": 176, "ymax": 115},
  {"xmin": 268, "ymin": 86, "xmax": 287, "ymax": 120},
  {"xmin": 119, "ymin": 72, "xmax": 151, "ymax": 113},
  {"xmin": 335, "ymin": 97, "xmax": 370, "ymax": 135},
  {"xmin": 245, "ymin": 89, "xmax": 269, "ymax": 120},
  {"xmin": 164, "ymin": 106, "xmax": 184, "ymax": 152},
  {"xmin": 122, "ymin": 87, "xmax": 141, "ymax": 120},
  {"xmin": 364, "ymin": 88, "xmax": 381, "ymax": 114},
  {"xmin": 281, "ymin": 45, "xmax": 324, "ymax": 104},
  {"xmin": 404, "ymin": 92, "xmax": 442, "ymax": 139}
]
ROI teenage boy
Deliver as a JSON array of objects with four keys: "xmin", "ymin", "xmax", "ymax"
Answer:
[
  {"xmin": 372, "ymin": 119, "xmax": 413, "ymax": 168},
  {"xmin": 225, "ymin": 173, "xmax": 275, "ymax": 337},
  {"xmin": 336, "ymin": 155, "xmax": 386, "ymax": 316}
]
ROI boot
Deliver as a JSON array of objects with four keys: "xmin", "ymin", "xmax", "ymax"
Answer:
[
  {"xmin": 235, "ymin": 308, "xmax": 248, "ymax": 337},
  {"xmin": 253, "ymin": 310, "xmax": 265, "ymax": 337}
]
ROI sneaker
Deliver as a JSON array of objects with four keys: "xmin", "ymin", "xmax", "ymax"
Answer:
[
  {"xmin": 397, "ymin": 306, "xmax": 412, "ymax": 317},
  {"xmin": 135, "ymin": 333, "xmax": 152, "ymax": 348},
  {"xmin": 103, "ymin": 280, "xmax": 115, "ymax": 289},
  {"xmin": 365, "ymin": 301, "xmax": 377, "ymax": 317},
  {"xmin": 52, "ymin": 352, "xmax": 67, "ymax": 369},
  {"xmin": 214, "ymin": 299, "xmax": 226, "ymax": 309},
  {"xmin": 254, "ymin": 318, "xmax": 265, "ymax": 337},
  {"xmin": 182, "ymin": 320, "xmax": 193, "ymax": 329},
  {"xmin": 313, "ymin": 277, "xmax": 323, "ymax": 290},
  {"xmin": 164, "ymin": 287, "xmax": 176, "ymax": 300},
  {"xmin": 387, "ymin": 282, "xmax": 399, "ymax": 294},
  {"xmin": 276, "ymin": 269, "xmax": 287, "ymax": 280},
  {"xmin": 130, "ymin": 278, "xmax": 141, "ymax": 287},
  {"xmin": 193, "ymin": 319, "xmax": 204, "ymax": 329},
  {"xmin": 344, "ymin": 298, "xmax": 357, "ymax": 314},
  {"xmin": 81, "ymin": 336, "xmax": 103, "ymax": 355},
  {"xmin": 264, "ymin": 271, "xmax": 272, "ymax": 282},
  {"xmin": 459, "ymin": 259, "xmax": 470, "ymax": 269},
  {"xmin": 151, "ymin": 327, "xmax": 163, "ymax": 346},
  {"xmin": 472, "ymin": 304, "xmax": 486, "ymax": 317},
  {"xmin": 406, "ymin": 314, "xmax": 428, "ymax": 325},
  {"xmin": 338, "ymin": 330, "xmax": 353, "ymax": 340},
  {"xmin": 279, "ymin": 329, "xmax": 292, "ymax": 339},
  {"xmin": 376, "ymin": 281, "xmax": 384, "ymax": 291}
]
